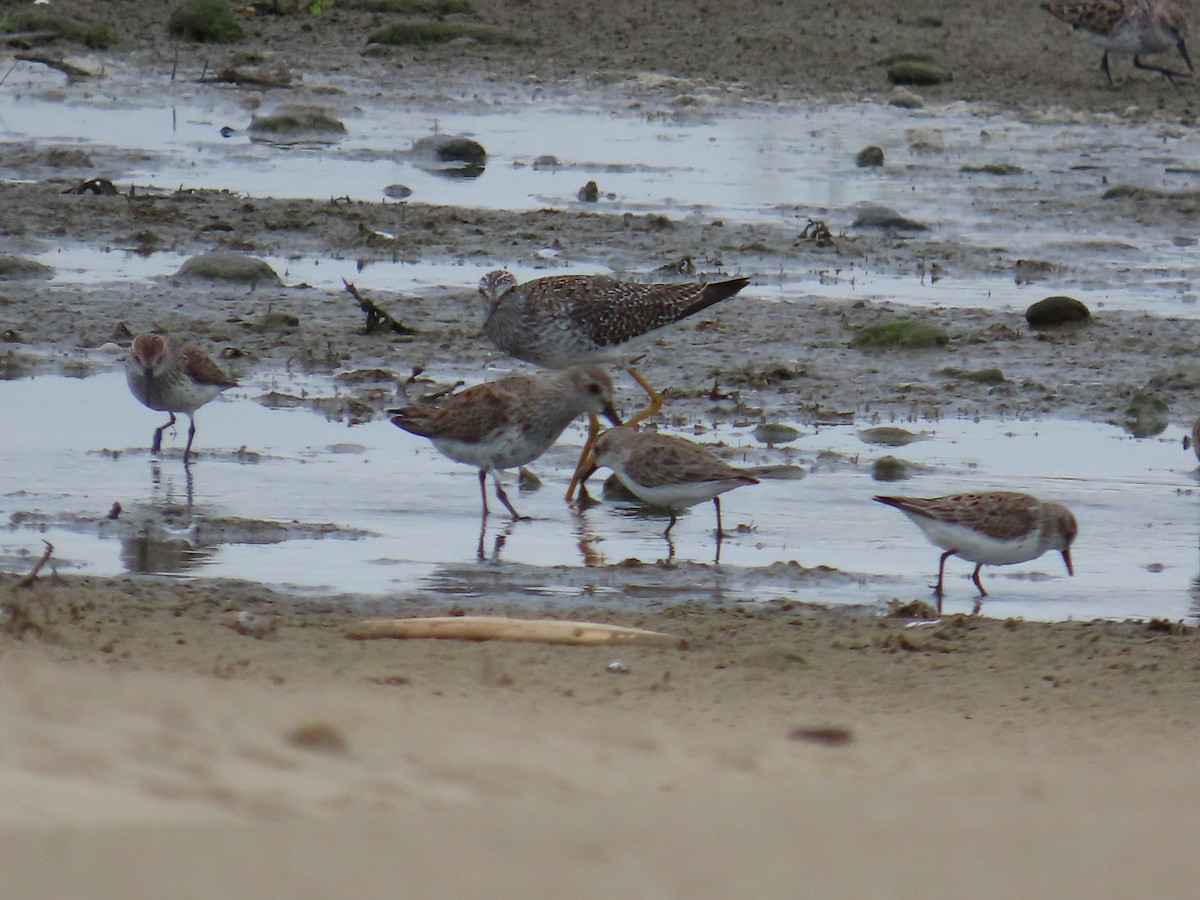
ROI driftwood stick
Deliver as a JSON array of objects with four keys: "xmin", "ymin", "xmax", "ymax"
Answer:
[
  {"xmin": 14, "ymin": 53, "xmax": 93, "ymax": 82},
  {"xmin": 346, "ymin": 616, "xmax": 682, "ymax": 647},
  {"xmin": 343, "ymin": 279, "xmax": 418, "ymax": 335},
  {"xmin": 15, "ymin": 541, "xmax": 54, "ymax": 589}
]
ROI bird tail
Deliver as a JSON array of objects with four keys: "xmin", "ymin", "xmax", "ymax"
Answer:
[{"xmin": 679, "ymin": 276, "xmax": 752, "ymax": 320}]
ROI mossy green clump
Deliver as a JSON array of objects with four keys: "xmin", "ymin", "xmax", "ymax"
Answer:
[
  {"xmin": 753, "ymin": 423, "xmax": 801, "ymax": 445},
  {"xmin": 1124, "ymin": 390, "xmax": 1169, "ymax": 439},
  {"xmin": 168, "ymin": 0, "xmax": 245, "ymax": 43},
  {"xmin": 368, "ymin": 19, "xmax": 526, "ymax": 46},
  {"xmin": 872, "ymin": 455, "xmax": 909, "ymax": 482},
  {"xmin": 1, "ymin": 12, "xmax": 118, "ymax": 49},
  {"xmin": 851, "ymin": 320, "xmax": 949, "ymax": 349},
  {"xmin": 1025, "ymin": 295, "xmax": 1091, "ymax": 328},
  {"xmin": 887, "ymin": 61, "xmax": 951, "ymax": 86},
  {"xmin": 174, "ymin": 251, "xmax": 281, "ymax": 285},
  {"xmin": 941, "ymin": 366, "xmax": 1006, "ymax": 384},
  {"xmin": 0, "ymin": 255, "xmax": 53, "ymax": 281},
  {"xmin": 859, "ymin": 426, "xmax": 921, "ymax": 447},
  {"xmin": 961, "ymin": 164, "xmax": 1023, "ymax": 176},
  {"xmin": 345, "ymin": 0, "xmax": 476, "ymax": 13},
  {"xmin": 249, "ymin": 105, "xmax": 346, "ymax": 136}
]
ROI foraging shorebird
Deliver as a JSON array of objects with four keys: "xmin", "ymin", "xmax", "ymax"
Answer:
[{"xmin": 1041, "ymin": 0, "xmax": 1193, "ymax": 84}]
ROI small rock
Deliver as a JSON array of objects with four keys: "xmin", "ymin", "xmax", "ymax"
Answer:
[
  {"xmin": 754, "ymin": 423, "xmax": 801, "ymax": 445},
  {"xmin": 851, "ymin": 203, "xmax": 928, "ymax": 232},
  {"xmin": 532, "ymin": 155, "xmax": 560, "ymax": 169},
  {"xmin": 888, "ymin": 87, "xmax": 924, "ymax": 109},
  {"xmin": 872, "ymin": 455, "xmax": 909, "ymax": 481},
  {"xmin": 224, "ymin": 610, "xmax": 278, "ymax": 639},
  {"xmin": 0, "ymin": 255, "xmax": 53, "ymax": 281},
  {"xmin": 1025, "ymin": 296, "xmax": 1092, "ymax": 328},
  {"xmin": 855, "ymin": 146, "xmax": 885, "ymax": 167},
  {"xmin": 1124, "ymin": 390, "xmax": 1169, "ymax": 438},
  {"xmin": 248, "ymin": 104, "xmax": 346, "ymax": 142},
  {"xmin": 606, "ymin": 660, "xmax": 631, "ymax": 675},
  {"xmin": 859, "ymin": 426, "xmax": 922, "ymax": 447},
  {"xmin": 577, "ymin": 180, "xmax": 600, "ymax": 202},
  {"xmin": 383, "ymin": 184, "xmax": 413, "ymax": 199},
  {"xmin": 411, "ymin": 133, "xmax": 487, "ymax": 178},
  {"xmin": 174, "ymin": 251, "xmax": 281, "ymax": 285},
  {"xmin": 887, "ymin": 61, "xmax": 952, "ymax": 85},
  {"xmin": 285, "ymin": 721, "xmax": 348, "ymax": 755}
]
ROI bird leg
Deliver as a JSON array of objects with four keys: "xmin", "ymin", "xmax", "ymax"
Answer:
[
  {"xmin": 477, "ymin": 470, "xmax": 491, "ymax": 518},
  {"xmin": 713, "ymin": 496, "xmax": 725, "ymax": 539},
  {"xmin": 664, "ymin": 512, "xmax": 678, "ymax": 537},
  {"xmin": 565, "ymin": 413, "xmax": 601, "ymax": 501},
  {"xmin": 183, "ymin": 414, "xmax": 198, "ymax": 464},
  {"xmin": 623, "ymin": 366, "xmax": 663, "ymax": 426},
  {"xmin": 970, "ymin": 563, "xmax": 988, "ymax": 598},
  {"xmin": 934, "ymin": 549, "xmax": 956, "ymax": 615},
  {"xmin": 1132, "ymin": 54, "xmax": 1193, "ymax": 82},
  {"xmin": 152, "ymin": 412, "xmax": 177, "ymax": 455},
  {"xmin": 1100, "ymin": 51, "xmax": 1114, "ymax": 86},
  {"xmin": 491, "ymin": 472, "xmax": 528, "ymax": 521}
]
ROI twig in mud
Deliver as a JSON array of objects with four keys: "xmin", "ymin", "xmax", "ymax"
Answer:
[
  {"xmin": 344, "ymin": 280, "xmax": 418, "ymax": 336},
  {"xmin": 15, "ymin": 541, "xmax": 54, "ymax": 589},
  {"xmin": 15, "ymin": 53, "xmax": 93, "ymax": 82}
]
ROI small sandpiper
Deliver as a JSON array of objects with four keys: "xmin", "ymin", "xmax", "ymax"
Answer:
[
  {"xmin": 874, "ymin": 491, "xmax": 1078, "ymax": 614},
  {"xmin": 390, "ymin": 366, "xmax": 621, "ymax": 520},
  {"xmin": 125, "ymin": 333, "xmax": 237, "ymax": 464}
]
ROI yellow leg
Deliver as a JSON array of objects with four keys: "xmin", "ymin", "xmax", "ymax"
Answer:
[
  {"xmin": 565, "ymin": 413, "xmax": 601, "ymax": 501},
  {"xmin": 623, "ymin": 366, "xmax": 662, "ymax": 426}
]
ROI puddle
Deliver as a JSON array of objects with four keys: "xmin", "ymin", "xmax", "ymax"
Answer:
[
  {"xmin": 2, "ymin": 372, "xmax": 1197, "ymax": 622},
  {"xmin": 3, "ymin": 73, "xmax": 1199, "ymax": 316}
]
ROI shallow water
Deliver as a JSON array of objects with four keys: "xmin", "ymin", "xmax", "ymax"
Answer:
[
  {"xmin": 3, "ymin": 372, "xmax": 1196, "ymax": 622},
  {"xmin": 3, "ymin": 68, "xmax": 1199, "ymax": 316}
]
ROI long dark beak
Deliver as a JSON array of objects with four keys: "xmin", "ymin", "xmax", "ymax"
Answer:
[
  {"xmin": 1179, "ymin": 38, "xmax": 1193, "ymax": 72},
  {"xmin": 602, "ymin": 404, "xmax": 622, "ymax": 427},
  {"xmin": 1062, "ymin": 549, "xmax": 1074, "ymax": 577}
]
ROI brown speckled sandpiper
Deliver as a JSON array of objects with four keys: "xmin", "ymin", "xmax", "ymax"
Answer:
[
  {"xmin": 478, "ymin": 269, "xmax": 751, "ymax": 499},
  {"xmin": 874, "ymin": 491, "xmax": 1078, "ymax": 613},
  {"xmin": 1041, "ymin": 0, "xmax": 1192, "ymax": 84},
  {"xmin": 125, "ymin": 333, "xmax": 237, "ymax": 463},
  {"xmin": 390, "ymin": 366, "xmax": 620, "ymax": 520}
]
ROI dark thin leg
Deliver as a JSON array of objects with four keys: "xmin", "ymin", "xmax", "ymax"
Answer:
[
  {"xmin": 477, "ymin": 470, "xmax": 490, "ymax": 518},
  {"xmin": 624, "ymin": 366, "xmax": 663, "ymax": 426},
  {"xmin": 183, "ymin": 414, "xmax": 197, "ymax": 463},
  {"xmin": 934, "ymin": 549, "xmax": 955, "ymax": 615},
  {"xmin": 971, "ymin": 563, "xmax": 988, "ymax": 598},
  {"xmin": 492, "ymin": 473, "xmax": 528, "ymax": 521},
  {"xmin": 713, "ymin": 497, "xmax": 724, "ymax": 538},
  {"xmin": 1132, "ymin": 54, "xmax": 1192, "ymax": 82},
  {"xmin": 566, "ymin": 413, "xmax": 600, "ymax": 501},
  {"xmin": 663, "ymin": 512, "xmax": 678, "ymax": 537},
  {"xmin": 1101, "ymin": 51, "xmax": 1113, "ymax": 87},
  {"xmin": 152, "ymin": 412, "xmax": 177, "ymax": 455}
]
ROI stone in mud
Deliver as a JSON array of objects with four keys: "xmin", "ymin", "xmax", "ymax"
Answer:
[
  {"xmin": 0, "ymin": 255, "xmax": 53, "ymax": 281},
  {"xmin": 872, "ymin": 455, "xmax": 909, "ymax": 481},
  {"xmin": 888, "ymin": 87, "xmax": 924, "ymax": 109},
  {"xmin": 855, "ymin": 146, "xmax": 884, "ymax": 167},
  {"xmin": 851, "ymin": 319, "xmax": 948, "ymax": 349},
  {"xmin": 367, "ymin": 20, "xmax": 526, "ymax": 47},
  {"xmin": 384, "ymin": 184, "xmax": 414, "ymax": 199},
  {"xmin": 1124, "ymin": 390, "xmax": 1169, "ymax": 438},
  {"xmin": 168, "ymin": 0, "xmax": 245, "ymax": 43},
  {"xmin": 577, "ymin": 180, "xmax": 599, "ymax": 202},
  {"xmin": 1025, "ymin": 295, "xmax": 1091, "ymax": 328},
  {"xmin": 44, "ymin": 148, "xmax": 93, "ymax": 169},
  {"xmin": 174, "ymin": 251, "xmax": 281, "ymax": 285},
  {"xmin": 411, "ymin": 134, "xmax": 487, "ymax": 178},
  {"xmin": 413, "ymin": 134, "xmax": 486, "ymax": 166},
  {"xmin": 851, "ymin": 204, "xmax": 928, "ymax": 232},
  {"xmin": 249, "ymin": 105, "xmax": 346, "ymax": 138},
  {"xmin": 887, "ymin": 61, "xmax": 952, "ymax": 86},
  {"xmin": 754, "ymin": 423, "xmax": 801, "ymax": 445},
  {"xmin": 859, "ymin": 426, "xmax": 922, "ymax": 447}
]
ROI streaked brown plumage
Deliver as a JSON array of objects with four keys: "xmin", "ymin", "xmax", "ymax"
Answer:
[
  {"xmin": 389, "ymin": 366, "xmax": 620, "ymax": 520},
  {"xmin": 589, "ymin": 426, "xmax": 759, "ymax": 540},
  {"xmin": 478, "ymin": 269, "xmax": 751, "ymax": 499},
  {"xmin": 1041, "ymin": 0, "xmax": 1192, "ymax": 84},
  {"xmin": 125, "ymin": 333, "xmax": 237, "ymax": 463},
  {"xmin": 875, "ymin": 491, "xmax": 1078, "ymax": 613}
]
